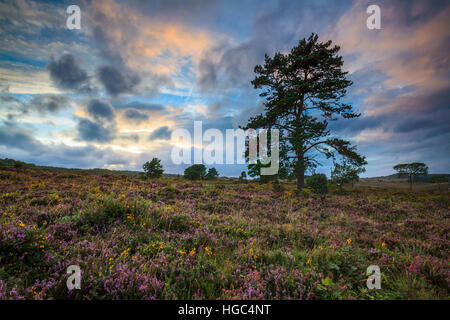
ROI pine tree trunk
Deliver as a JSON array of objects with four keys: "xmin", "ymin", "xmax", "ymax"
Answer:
[
  {"xmin": 297, "ymin": 169, "xmax": 305, "ymax": 191},
  {"xmin": 297, "ymin": 154, "xmax": 305, "ymax": 191},
  {"xmin": 409, "ymin": 174, "xmax": 412, "ymax": 191}
]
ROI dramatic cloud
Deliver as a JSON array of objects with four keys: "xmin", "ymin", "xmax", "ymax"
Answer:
[
  {"xmin": 76, "ymin": 99, "xmax": 118, "ymax": 143},
  {"xmin": 86, "ymin": 99, "xmax": 115, "ymax": 121},
  {"xmin": 0, "ymin": 123, "xmax": 131, "ymax": 169},
  {"xmin": 86, "ymin": 2, "xmax": 179, "ymax": 96},
  {"xmin": 30, "ymin": 95, "xmax": 70, "ymax": 113},
  {"xmin": 321, "ymin": 0, "xmax": 450, "ymax": 175},
  {"xmin": 92, "ymin": 25, "xmax": 125, "ymax": 67},
  {"xmin": 0, "ymin": 92, "xmax": 71, "ymax": 116},
  {"xmin": 149, "ymin": 126, "xmax": 171, "ymax": 140},
  {"xmin": 196, "ymin": 0, "xmax": 352, "ymax": 93},
  {"xmin": 0, "ymin": 0, "xmax": 63, "ymax": 35},
  {"xmin": 97, "ymin": 65, "xmax": 140, "ymax": 96},
  {"xmin": 47, "ymin": 54, "xmax": 92, "ymax": 92},
  {"xmin": 76, "ymin": 117, "xmax": 116, "ymax": 143},
  {"xmin": 0, "ymin": 0, "xmax": 448, "ymax": 175},
  {"xmin": 0, "ymin": 124, "xmax": 43, "ymax": 152},
  {"xmin": 117, "ymin": 101, "xmax": 166, "ymax": 112},
  {"xmin": 123, "ymin": 108, "xmax": 149, "ymax": 123}
]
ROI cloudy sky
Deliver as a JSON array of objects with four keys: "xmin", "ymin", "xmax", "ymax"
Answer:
[{"xmin": 0, "ymin": 0, "xmax": 449, "ymax": 177}]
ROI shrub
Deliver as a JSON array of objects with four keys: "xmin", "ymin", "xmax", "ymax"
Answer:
[
  {"xmin": 143, "ymin": 158, "xmax": 164, "ymax": 178},
  {"xmin": 306, "ymin": 173, "xmax": 328, "ymax": 194},
  {"xmin": 205, "ymin": 167, "xmax": 219, "ymax": 180},
  {"xmin": 300, "ymin": 187, "xmax": 312, "ymax": 196},
  {"xmin": 77, "ymin": 196, "xmax": 128, "ymax": 230},
  {"xmin": 184, "ymin": 164, "xmax": 206, "ymax": 180},
  {"xmin": 158, "ymin": 186, "xmax": 181, "ymax": 199}
]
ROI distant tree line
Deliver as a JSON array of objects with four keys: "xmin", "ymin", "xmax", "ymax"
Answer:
[
  {"xmin": 142, "ymin": 158, "xmax": 221, "ymax": 181},
  {"xmin": 184, "ymin": 164, "xmax": 219, "ymax": 180}
]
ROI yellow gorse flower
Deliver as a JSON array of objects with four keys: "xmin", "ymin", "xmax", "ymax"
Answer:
[{"xmin": 120, "ymin": 248, "xmax": 131, "ymax": 257}]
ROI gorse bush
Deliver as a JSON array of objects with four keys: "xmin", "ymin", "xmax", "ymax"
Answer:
[
  {"xmin": 300, "ymin": 187, "xmax": 313, "ymax": 196},
  {"xmin": 306, "ymin": 174, "xmax": 328, "ymax": 194}
]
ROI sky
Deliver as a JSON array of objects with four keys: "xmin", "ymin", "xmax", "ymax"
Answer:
[{"xmin": 0, "ymin": 0, "xmax": 449, "ymax": 177}]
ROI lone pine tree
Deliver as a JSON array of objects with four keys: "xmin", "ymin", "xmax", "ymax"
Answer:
[
  {"xmin": 244, "ymin": 33, "xmax": 366, "ymax": 190},
  {"xmin": 393, "ymin": 162, "xmax": 428, "ymax": 191}
]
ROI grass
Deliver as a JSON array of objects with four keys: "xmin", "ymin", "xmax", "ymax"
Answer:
[{"xmin": 0, "ymin": 167, "xmax": 448, "ymax": 300}]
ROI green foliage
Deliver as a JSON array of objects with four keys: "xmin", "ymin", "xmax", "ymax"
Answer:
[
  {"xmin": 393, "ymin": 162, "xmax": 428, "ymax": 190},
  {"xmin": 77, "ymin": 196, "xmax": 129, "ymax": 230},
  {"xmin": 394, "ymin": 163, "xmax": 428, "ymax": 178},
  {"xmin": 0, "ymin": 158, "xmax": 144, "ymax": 178},
  {"xmin": 0, "ymin": 158, "xmax": 32, "ymax": 169},
  {"xmin": 243, "ymin": 33, "xmax": 366, "ymax": 190},
  {"xmin": 300, "ymin": 187, "xmax": 313, "ymax": 196},
  {"xmin": 205, "ymin": 167, "xmax": 219, "ymax": 180},
  {"xmin": 142, "ymin": 158, "xmax": 164, "ymax": 178},
  {"xmin": 331, "ymin": 161, "xmax": 366, "ymax": 192},
  {"xmin": 184, "ymin": 164, "xmax": 207, "ymax": 180},
  {"xmin": 306, "ymin": 173, "xmax": 328, "ymax": 194},
  {"xmin": 158, "ymin": 186, "xmax": 181, "ymax": 199}
]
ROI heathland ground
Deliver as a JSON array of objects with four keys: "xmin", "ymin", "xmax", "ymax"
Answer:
[{"xmin": 0, "ymin": 167, "xmax": 448, "ymax": 299}]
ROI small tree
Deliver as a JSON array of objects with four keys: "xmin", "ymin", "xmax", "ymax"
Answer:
[
  {"xmin": 205, "ymin": 167, "xmax": 219, "ymax": 180},
  {"xmin": 331, "ymin": 161, "xmax": 365, "ymax": 192},
  {"xmin": 306, "ymin": 173, "xmax": 328, "ymax": 194},
  {"xmin": 184, "ymin": 164, "xmax": 207, "ymax": 180},
  {"xmin": 239, "ymin": 171, "xmax": 247, "ymax": 181},
  {"xmin": 142, "ymin": 158, "xmax": 164, "ymax": 178},
  {"xmin": 393, "ymin": 162, "xmax": 428, "ymax": 191}
]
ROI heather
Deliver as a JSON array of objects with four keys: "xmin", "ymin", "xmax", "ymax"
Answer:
[{"xmin": 0, "ymin": 168, "xmax": 448, "ymax": 299}]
